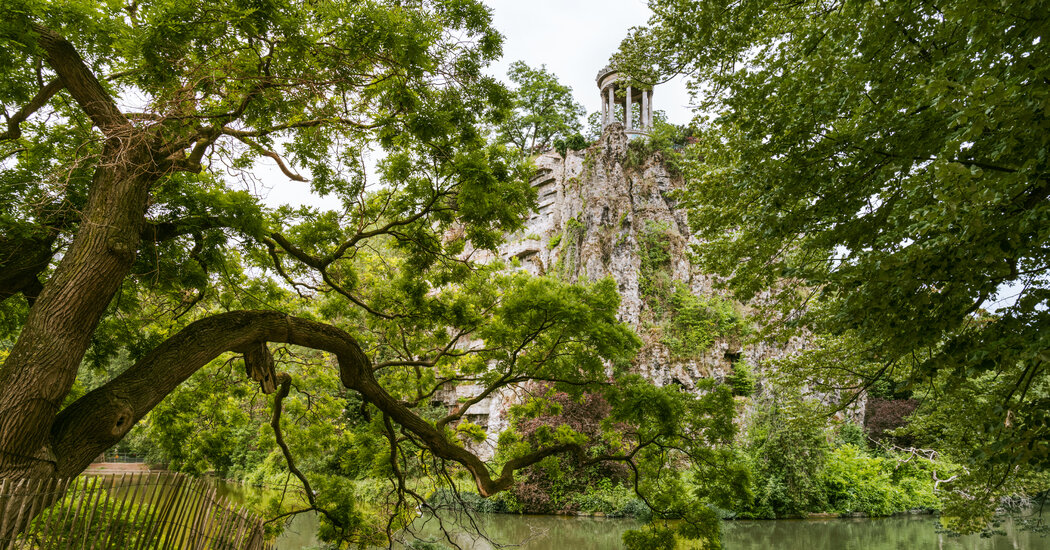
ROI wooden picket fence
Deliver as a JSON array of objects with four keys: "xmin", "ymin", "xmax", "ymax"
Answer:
[{"xmin": 0, "ymin": 472, "xmax": 276, "ymax": 550}]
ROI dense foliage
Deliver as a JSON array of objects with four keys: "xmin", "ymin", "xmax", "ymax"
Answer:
[
  {"xmin": 733, "ymin": 392, "xmax": 944, "ymax": 520},
  {"xmin": 495, "ymin": 391, "xmax": 631, "ymax": 514},
  {"xmin": 616, "ymin": 0, "xmax": 1050, "ymax": 531},
  {"xmin": 0, "ymin": 1, "xmax": 756, "ymax": 546},
  {"xmin": 637, "ymin": 219, "xmax": 747, "ymax": 360}
]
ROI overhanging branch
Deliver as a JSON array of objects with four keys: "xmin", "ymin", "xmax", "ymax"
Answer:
[
  {"xmin": 19, "ymin": 23, "xmax": 130, "ymax": 136},
  {"xmin": 47, "ymin": 310, "xmax": 588, "ymax": 497}
]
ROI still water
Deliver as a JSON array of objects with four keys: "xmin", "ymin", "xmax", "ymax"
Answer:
[
  {"xmin": 399, "ymin": 514, "xmax": 1048, "ymax": 550},
  {"xmin": 272, "ymin": 511, "xmax": 1048, "ymax": 550},
  {"xmin": 205, "ymin": 480, "xmax": 1045, "ymax": 550}
]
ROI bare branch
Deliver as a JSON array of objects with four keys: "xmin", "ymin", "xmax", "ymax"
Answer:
[
  {"xmin": 231, "ymin": 135, "xmax": 307, "ymax": 181},
  {"xmin": 1, "ymin": 79, "xmax": 63, "ymax": 142}
]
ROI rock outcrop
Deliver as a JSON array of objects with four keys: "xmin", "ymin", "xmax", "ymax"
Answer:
[{"xmin": 454, "ymin": 124, "xmax": 862, "ymax": 458}]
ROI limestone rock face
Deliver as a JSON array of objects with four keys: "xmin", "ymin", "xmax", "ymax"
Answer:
[
  {"xmin": 501, "ymin": 124, "xmax": 743, "ymax": 387},
  {"xmin": 462, "ymin": 124, "xmax": 863, "ymax": 458}
]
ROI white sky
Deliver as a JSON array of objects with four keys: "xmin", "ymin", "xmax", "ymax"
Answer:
[
  {"xmin": 261, "ymin": 0, "xmax": 696, "ymax": 210},
  {"xmin": 485, "ymin": 0, "xmax": 694, "ymax": 125}
]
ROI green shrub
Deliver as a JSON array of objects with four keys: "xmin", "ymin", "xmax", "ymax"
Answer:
[
  {"xmin": 618, "ymin": 498, "xmax": 653, "ymax": 521},
  {"xmin": 565, "ymin": 133, "xmax": 588, "ymax": 151},
  {"xmin": 572, "ymin": 478, "xmax": 635, "ymax": 515},
  {"xmin": 835, "ymin": 421, "xmax": 868, "ymax": 449},
  {"xmin": 738, "ymin": 397, "xmax": 830, "ymax": 518},
  {"xmin": 638, "ymin": 220, "xmax": 673, "ymax": 309},
  {"xmin": 554, "ymin": 134, "xmax": 588, "ymax": 157},
  {"xmin": 495, "ymin": 392, "xmax": 630, "ymax": 514},
  {"xmin": 822, "ymin": 445, "xmax": 939, "ymax": 516},
  {"xmin": 554, "ymin": 138, "xmax": 567, "ymax": 157},
  {"xmin": 726, "ymin": 361, "xmax": 756, "ymax": 397},
  {"xmin": 661, "ymin": 287, "xmax": 745, "ymax": 359},
  {"xmin": 29, "ymin": 478, "xmax": 157, "ymax": 549}
]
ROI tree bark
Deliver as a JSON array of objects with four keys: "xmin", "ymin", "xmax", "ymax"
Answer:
[
  {"xmin": 46, "ymin": 310, "xmax": 582, "ymax": 496},
  {"xmin": 0, "ymin": 22, "xmax": 154, "ymax": 479},
  {"xmin": 0, "ymin": 18, "xmax": 581, "ymax": 508}
]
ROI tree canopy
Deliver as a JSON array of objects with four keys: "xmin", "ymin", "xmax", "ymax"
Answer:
[
  {"xmin": 616, "ymin": 0, "xmax": 1049, "ymax": 530},
  {"xmin": 497, "ymin": 60, "xmax": 585, "ymax": 153},
  {"xmin": 0, "ymin": 0, "xmax": 741, "ymax": 545}
]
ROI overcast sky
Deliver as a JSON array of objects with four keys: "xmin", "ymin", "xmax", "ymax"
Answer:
[
  {"xmin": 485, "ymin": 0, "xmax": 695, "ymax": 125},
  {"xmin": 262, "ymin": 0, "xmax": 695, "ymax": 210}
]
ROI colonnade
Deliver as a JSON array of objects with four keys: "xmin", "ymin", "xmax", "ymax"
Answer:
[{"xmin": 597, "ymin": 67, "xmax": 653, "ymax": 134}]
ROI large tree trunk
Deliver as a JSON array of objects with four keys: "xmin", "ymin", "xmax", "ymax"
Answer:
[
  {"xmin": 0, "ymin": 139, "xmax": 155, "ymax": 479},
  {"xmin": 0, "ymin": 22, "xmax": 154, "ymax": 480}
]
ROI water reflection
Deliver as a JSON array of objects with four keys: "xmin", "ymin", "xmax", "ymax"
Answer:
[
  {"xmin": 378, "ymin": 513, "xmax": 1048, "ymax": 550},
  {"xmin": 721, "ymin": 516, "xmax": 1046, "ymax": 550},
  {"xmin": 395, "ymin": 514, "xmax": 642, "ymax": 550},
  {"xmin": 201, "ymin": 477, "xmax": 1044, "ymax": 550}
]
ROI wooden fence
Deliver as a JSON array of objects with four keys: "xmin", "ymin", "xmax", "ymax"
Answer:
[{"xmin": 0, "ymin": 472, "xmax": 276, "ymax": 550}]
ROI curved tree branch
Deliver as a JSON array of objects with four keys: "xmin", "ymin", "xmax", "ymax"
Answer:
[
  {"xmin": 48, "ymin": 310, "xmax": 587, "ymax": 497},
  {"xmin": 18, "ymin": 23, "xmax": 130, "ymax": 136},
  {"xmin": 1, "ymin": 78, "xmax": 63, "ymax": 142}
]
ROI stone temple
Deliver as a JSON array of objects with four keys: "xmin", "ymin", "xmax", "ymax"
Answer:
[{"xmin": 596, "ymin": 66, "xmax": 653, "ymax": 136}]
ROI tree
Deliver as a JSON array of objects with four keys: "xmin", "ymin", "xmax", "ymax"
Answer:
[
  {"xmin": 0, "ymin": 0, "xmax": 516, "ymax": 479},
  {"xmin": 615, "ymin": 0, "xmax": 1049, "ymax": 530},
  {"xmin": 0, "ymin": 1, "xmax": 739, "ymax": 545},
  {"xmin": 498, "ymin": 60, "xmax": 585, "ymax": 152}
]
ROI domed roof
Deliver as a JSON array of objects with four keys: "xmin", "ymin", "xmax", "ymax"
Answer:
[{"xmin": 595, "ymin": 65, "xmax": 617, "ymax": 85}]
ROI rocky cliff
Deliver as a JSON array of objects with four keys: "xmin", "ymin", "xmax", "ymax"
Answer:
[
  {"xmin": 456, "ymin": 123, "xmax": 860, "ymax": 458},
  {"xmin": 500, "ymin": 123, "xmax": 806, "ymax": 389}
]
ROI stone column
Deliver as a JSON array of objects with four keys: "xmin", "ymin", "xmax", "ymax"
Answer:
[
  {"xmin": 641, "ymin": 89, "xmax": 649, "ymax": 131},
  {"xmin": 601, "ymin": 91, "xmax": 607, "ymax": 126},
  {"xmin": 607, "ymin": 86, "xmax": 615, "ymax": 126},
  {"xmin": 625, "ymin": 85, "xmax": 633, "ymax": 130},
  {"xmin": 648, "ymin": 91, "xmax": 654, "ymax": 128}
]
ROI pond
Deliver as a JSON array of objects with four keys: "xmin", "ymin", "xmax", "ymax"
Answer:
[
  {"xmin": 270, "ymin": 510, "xmax": 1049, "ymax": 550},
  {"xmin": 203, "ymin": 478, "xmax": 1046, "ymax": 550}
]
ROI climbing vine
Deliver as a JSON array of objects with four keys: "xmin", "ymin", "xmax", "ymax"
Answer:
[
  {"xmin": 637, "ymin": 220, "xmax": 746, "ymax": 359},
  {"xmin": 554, "ymin": 217, "xmax": 586, "ymax": 280}
]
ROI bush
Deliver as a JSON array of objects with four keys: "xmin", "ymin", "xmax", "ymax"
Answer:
[
  {"xmin": 822, "ymin": 445, "xmax": 939, "ymax": 516},
  {"xmin": 29, "ymin": 478, "xmax": 157, "ymax": 549},
  {"xmin": 835, "ymin": 421, "xmax": 868, "ymax": 449},
  {"xmin": 738, "ymin": 397, "xmax": 830, "ymax": 518},
  {"xmin": 725, "ymin": 361, "xmax": 756, "ymax": 397},
  {"xmin": 565, "ymin": 133, "xmax": 588, "ymax": 151},
  {"xmin": 572, "ymin": 478, "xmax": 636, "ymax": 515},
  {"xmin": 496, "ymin": 391, "xmax": 630, "ymax": 514},
  {"xmin": 554, "ymin": 133, "xmax": 589, "ymax": 157},
  {"xmin": 661, "ymin": 287, "xmax": 744, "ymax": 359},
  {"xmin": 618, "ymin": 498, "xmax": 653, "ymax": 521},
  {"xmin": 865, "ymin": 398, "xmax": 919, "ymax": 444}
]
